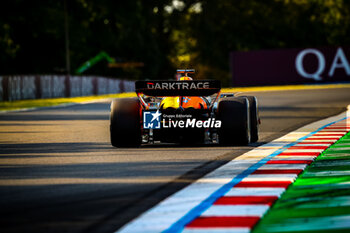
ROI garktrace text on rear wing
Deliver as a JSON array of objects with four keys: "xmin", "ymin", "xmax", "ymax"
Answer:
[{"xmin": 135, "ymin": 80, "xmax": 221, "ymax": 96}]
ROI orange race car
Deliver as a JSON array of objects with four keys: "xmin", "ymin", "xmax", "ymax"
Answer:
[
  {"xmin": 110, "ymin": 69, "xmax": 260, "ymax": 147},
  {"xmin": 160, "ymin": 73, "xmax": 208, "ymax": 110}
]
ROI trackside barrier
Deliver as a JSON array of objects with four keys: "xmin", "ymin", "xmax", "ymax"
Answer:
[{"xmin": 0, "ymin": 75, "xmax": 135, "ymax": 101}]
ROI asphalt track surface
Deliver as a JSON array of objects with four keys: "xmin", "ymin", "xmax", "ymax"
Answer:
[{"xmin": 0, "ymin": 88, "xmax": 350, "ymax": 233}]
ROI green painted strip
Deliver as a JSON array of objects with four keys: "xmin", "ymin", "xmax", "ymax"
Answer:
[
  {"xmin": 310, "ymin": 160, "xmax": 350, "ymax": 166},
  {"xmin": 253, "ymin": 131, "xmax": 350, "ymax": 233},
  {"xmin": 308, "ymin": 165, "xmax": 350, "ymax": 171},
  {"xmin": 260, "ymin": 206, "xmax": 350, "ymax": 219},
  {"xmin": 302, "ymin": 170, "xmax": 350, "ymax": 177},
  {"xmin": 270, "ymin": 196, "xmax": 350, "ymax": 209},
  {"xmin": 333, "ymin": 143, "xmax": 350, "ymax": 147},
  {"xmin": 292, "ymin": 197, "xmax": 350, "ymax": 208},
  {"xmin": 256, "ymin": 215, "xmax": 350, "ymax": 233},
  {"xmin": 293, "ymin": 176, "xmax": 350, "ymax": 186},
  {"xmin": 318, "ymin": 154, "xmax": 350, "ymax": 160},
  {"xmin": 276, "ymin": 187, "xmax": 350, "ymax": 204},
  {"xmin": 327, "ymin": 148, "xmax": 350, "ymax": 152},
  {"xmin": 321, "ymin": 150, "xmax": 350, "ymax": 154}
]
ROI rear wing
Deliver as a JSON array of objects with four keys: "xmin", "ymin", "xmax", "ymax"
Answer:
[
  {"xmin": 177, "ymin": 69, "xmax": 195, "ymax": 74},
  {"xmin": 135, "ymin": 80, "xmax": 221, "ymax": 96}
]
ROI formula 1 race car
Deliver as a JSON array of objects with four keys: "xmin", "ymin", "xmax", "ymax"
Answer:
[{"xmin": 110, "ymin": 69, "xmax": 260, "ymax": 147}]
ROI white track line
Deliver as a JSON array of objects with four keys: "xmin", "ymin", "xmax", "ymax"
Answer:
[
  {"xmin": 242, "ymin": 174, "xmax": 297, "ymax": 182},
  {"xmin": 201, "ymin": 205, "xmax": 269, "ymax": 217},
  {"xmin": 224, "ymin": 188, "xmax": 286, "ymax": 197},
  {"xmin": 258, "ymin": 164, "xmax": 308, "ymax": 170}
]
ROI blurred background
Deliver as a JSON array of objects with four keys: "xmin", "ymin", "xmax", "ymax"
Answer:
[{"xmin": 1, "ymin": 0, "xmax": 350, "ymax": 86}]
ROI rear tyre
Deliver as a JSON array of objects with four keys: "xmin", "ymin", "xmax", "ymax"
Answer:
[
  {"xmin": 242, "ymin": 96, "xmax": 259, "ymax": 143},
  {"xmin": 110, "ymin": 98, "xmax": 141, "ymax": 147},
  {"xmin": 217, "ymin": 97, "xmax": 250, "ymax": 145}
]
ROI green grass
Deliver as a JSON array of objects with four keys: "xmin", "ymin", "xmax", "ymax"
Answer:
[{"xmin": 0, "ymin": 92, "xmax": 136, "ymax": 111}]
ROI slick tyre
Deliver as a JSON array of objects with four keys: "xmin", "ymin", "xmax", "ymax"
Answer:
[
  {"xmin": 217, "ymin": 97, "xmax": 250, "ymax": 145},
  {"xmin": 110, "ymin": 98, "xmax": 141, "ymax": 147},
  {"xmin": 242, "ymin": 96, "xmax": 259, "ymax": 143}
]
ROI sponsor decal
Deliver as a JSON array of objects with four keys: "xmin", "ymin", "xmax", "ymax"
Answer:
[
  {"xmin": 146, "ymin": 82, "xmax": 210, "ymax": 90},
  {"xmin": 143, "ymin": 111, "xmax": 221, "ymax": 129},
  {"xmin": 231, "ymin": 46, "xmax": 350, "ymax": 86},
  {"xmin": 295, "ymin": 47, "xmax": 350, "ymax": 81},
  {"xmin": 162, "ymin": 118, "xmax": 221, "ymax": 128},
  {"xmin": 143, "ymin": 110, "xmax": 161, "ymax": 129}
]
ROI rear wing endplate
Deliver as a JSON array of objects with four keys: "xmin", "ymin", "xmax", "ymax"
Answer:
[{"xmin": 135, "ymin": 80, "xmax": 221, "ymax": 96}]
